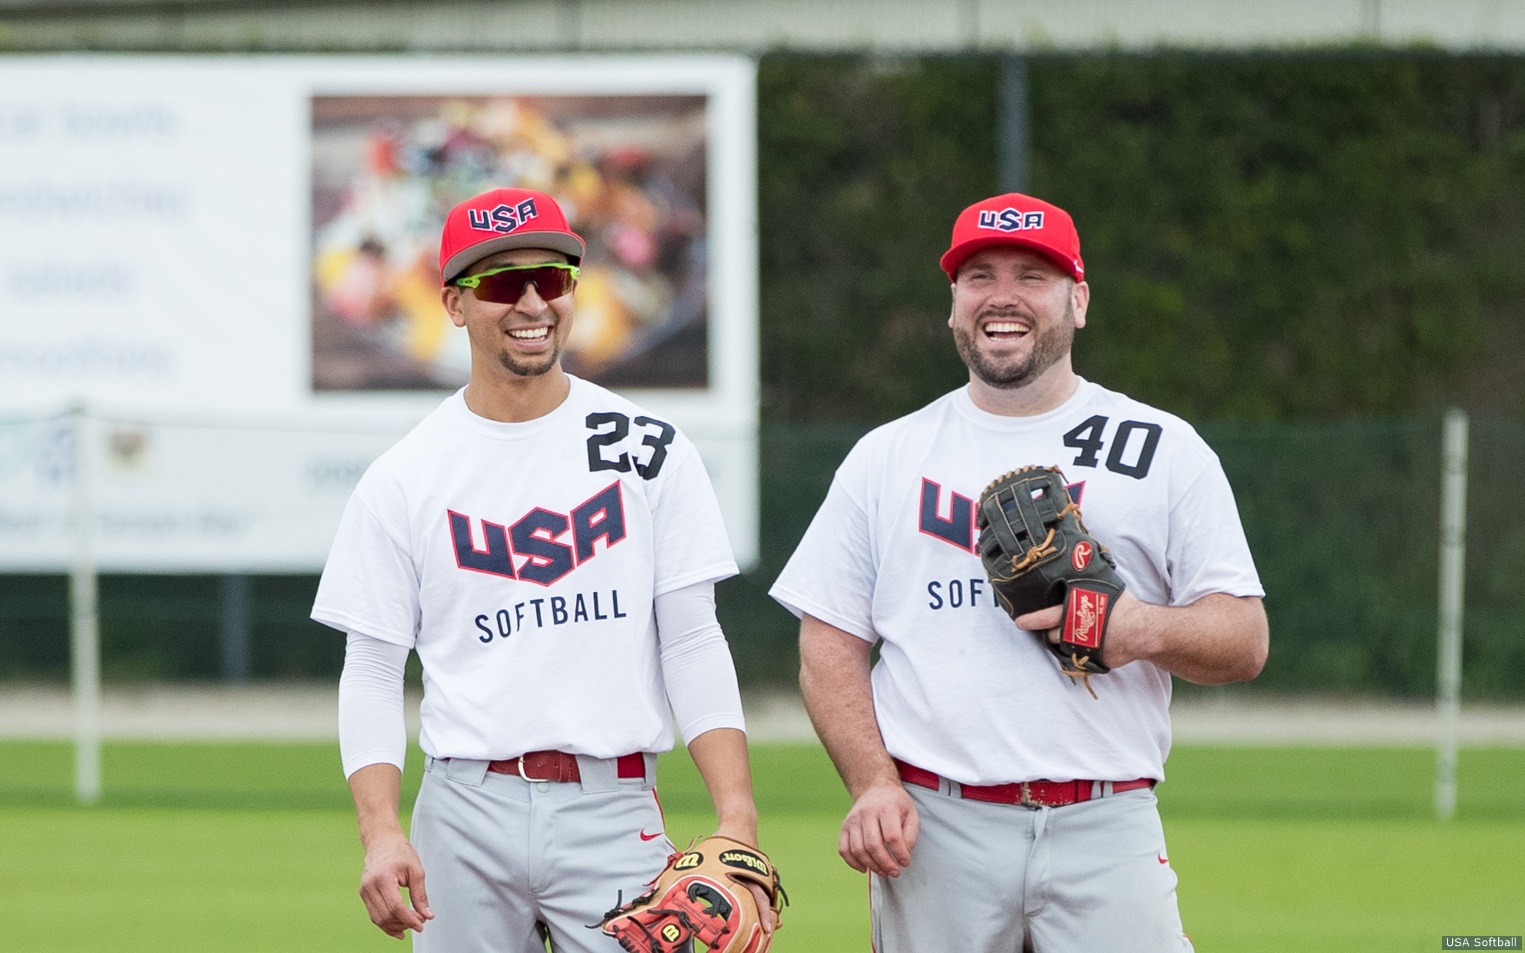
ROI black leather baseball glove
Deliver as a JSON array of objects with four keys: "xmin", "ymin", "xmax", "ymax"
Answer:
[{"xmin": 975, "ymin": 465, "xmax": 1126, "ymax": 698}]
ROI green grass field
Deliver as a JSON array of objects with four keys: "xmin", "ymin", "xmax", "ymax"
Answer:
[{"xmin": 2, "ymin": 740, "xmax": 1522, "ymax": 952}]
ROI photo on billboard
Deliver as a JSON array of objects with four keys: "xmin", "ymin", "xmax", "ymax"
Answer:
[{"xmin": 310, "ymin": 93, "xmax": 711, "ymax": 394}]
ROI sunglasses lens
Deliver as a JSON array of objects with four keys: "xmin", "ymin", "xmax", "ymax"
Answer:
[{"xmin": 470, "ymin": 266, "xmax": 574, "ymax": 304}]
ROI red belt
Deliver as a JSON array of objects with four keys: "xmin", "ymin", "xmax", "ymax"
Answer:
[
  {"xmin": 487, "ymin": 751, "xmax": 646, "ymax": 783},
  {"xmin": 895, "ymin": 759, "xmax": 1153, "ymax": 808}
]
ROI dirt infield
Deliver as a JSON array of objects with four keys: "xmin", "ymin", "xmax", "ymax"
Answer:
[{"xmin": 4, "ymin": 682, "xmax": 1525, "ymax": 745}]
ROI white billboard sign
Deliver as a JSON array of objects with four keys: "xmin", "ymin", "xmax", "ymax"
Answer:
[
  {"xmin": 0, "ymin": 55, "xmax": 759, "ymax": 572},
  {"xmin": 0, "ymin": 411, "xmax": 402, "ymax": 572}
]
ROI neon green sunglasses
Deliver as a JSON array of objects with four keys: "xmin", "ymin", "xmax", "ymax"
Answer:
[{"xmin": 454, "ymin": 262, "xmax": 580, "ymax": 303}]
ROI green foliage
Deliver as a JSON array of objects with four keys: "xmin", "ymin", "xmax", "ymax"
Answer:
[
  {"xmin": 1041, "ymin": 54, "xmax": 1525, "ymax": 422},
  {"xmin": 758, "ymin": 56, "xmax": 993, "ymax": 422},
  {"xmin": 0, "ymin": 574, "xmax": 70, "ymax": 678},
  {"xmin": 0, "ymin": 574, "xmax": 340, "ymax": 682},
  {"xmin": 759, "ymin": 52, "xmax": 1525, "ymax": 424},
  {"xmin": 1203, "ymin": 416, "xmax": 1441, "ymax": 696},
  {"xmin": 719, "ymin": 423, "xmax": 871, "ymax": 685},
  {"xmin": 1200, "ymin": 412, "xmax": 1525, "ymax": 700}
]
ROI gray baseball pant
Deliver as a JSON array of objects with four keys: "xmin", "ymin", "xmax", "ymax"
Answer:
[
  {"xmin": 872, "ymin": 782, "xmax": 1194, "ymax": 953},
  {"xmin": 410, "ymin": 754, "xmax": 671, "ymax": 953}
]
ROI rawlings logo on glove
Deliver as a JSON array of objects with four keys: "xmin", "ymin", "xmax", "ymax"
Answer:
[
  {"xmin": 597, "ymin": 835, "xmax": 786, "ymax": 953},
  {"xmin": 975, "ymin": 465, "xmax": 1126, "ymax": 698}
]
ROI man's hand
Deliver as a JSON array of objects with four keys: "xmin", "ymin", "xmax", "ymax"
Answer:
[
  {"xmin": 713, "ymin": 819, "xmax": 779, "ymax": 934},
  {"xmin": 1015, "ymin": 590, "xmax": 1150, "ymax": 668},
  {"xmin": 838, "ymin": 780, "xmax": 920, "ymax": 878},
  {"xmin": 357, "ymin": 829, "xmax": 433, "ymax": 939},
  {"xmin": 799, "ymin": 615, "xmax": 920, "ymax": 879},
  {"xmin": 1017, "ymin": 591, "xmax": 1269, "ymax": 685}
]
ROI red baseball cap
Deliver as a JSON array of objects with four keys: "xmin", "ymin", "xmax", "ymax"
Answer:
[
  {"xmin": 438, "ymin": 187, "xmax": 586, "ymax": 284},
  {"xmin": 939, "ymin": 193, "xmax": 1085, "ymax": 282}
]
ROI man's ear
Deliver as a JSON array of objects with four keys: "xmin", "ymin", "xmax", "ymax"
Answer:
[
  {"xmin": 442, "ymin": 285, "xmax": 467, "ymax": 328},
  {"xmin": 1072, "ymin": 281, "xmax": 1090, "ymax": 329}
]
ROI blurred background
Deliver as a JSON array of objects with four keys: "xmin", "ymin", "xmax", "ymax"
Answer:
[
  {"xmin": 4, "ymin": 7, "xmax": 1524, "ymax": 953},
  {"xmin": 0, "ymin": 0, "xmax": 1522, "ymax": 705},
  {"xmin": 311, "ymin": 91, "xmax": 712, "ymax": 390}
]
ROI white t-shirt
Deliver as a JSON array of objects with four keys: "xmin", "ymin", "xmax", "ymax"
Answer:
[
  {"xmin": 770, "ymin": 379, "xmax": 1263, "ymax": 786},
  {"xmin": 313, "ymin": 377, "xmax": 740, "ymax": 761}
]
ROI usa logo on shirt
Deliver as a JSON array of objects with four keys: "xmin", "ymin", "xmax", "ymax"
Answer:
[
  {"xmin": 918, "ymin": 476, "xmax": 1084, "ymax": 552},
  {"xmin": 447, "ymin": 481, "xmax": 625, "ymax": 586}
]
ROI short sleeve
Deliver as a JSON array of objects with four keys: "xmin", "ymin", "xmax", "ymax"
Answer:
[
  {"xmin": 1165, "ymin": 455, "xmax": 1265, "ymax": 605},
  {"xmin": 648, "ymin": 437, "xmax": 739, "ymax": 597},
  {"xmin": 311, "ymin": 490, "xmax": 421, "ymax": 647},
  {"xmin": 768, "ymin": 450, "xmax": 880, "ymax": 642}
]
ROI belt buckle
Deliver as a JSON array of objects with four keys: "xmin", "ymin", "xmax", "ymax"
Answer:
[
  {"xmin": 517, "ymin": 752, "xmax": 554, "ymax": 783},
  {"xmin": 1019, "ymin": 781, "xmax": 1036, "ymax": 808}
]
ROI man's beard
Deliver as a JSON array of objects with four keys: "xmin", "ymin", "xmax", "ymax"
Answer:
[
  {"xmin": 953, "ymin": 301, "xmax": 1075, "ymax": 389},
  {"xmin": 495, "ymin": 338, "xmax": 561, "ymax": 377}
]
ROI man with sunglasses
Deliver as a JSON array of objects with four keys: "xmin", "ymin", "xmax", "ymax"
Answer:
[
  {"xmin": 313, "ymin": 187, "xmax": 773, "ymax": 952},
  {"xmin": 771, "ymin": 192, "xmax": 1268, "ymax": 952}
]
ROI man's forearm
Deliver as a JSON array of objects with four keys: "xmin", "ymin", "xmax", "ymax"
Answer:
[
  {"xmin": 1110, "ymin": 593, "xmax": 1269, "ymax": 684},
  {"xmin": 799, "ymin": 615, "xmax": 898, "ymax": 797},
  {"xmin": 348, "ymin": 762, "xmax": 407, "ymax": 848},
  {"xmin": 686, "ymin": 727, "xmax": 761, "ymax": 845}
]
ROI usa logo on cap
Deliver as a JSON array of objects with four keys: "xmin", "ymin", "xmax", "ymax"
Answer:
[
  {"xmin": 438, "ymin": 187, "xmax": 586, "ymax": 285},
  {"xmin": 940, "ymin": 192, "xmax": 1084, "ymax": 282},
  {"xmin": 977, "ymin": 208, "xmax": 1045, "ymax": 232},
  {"xmin": 467, "ymin": 198, "xmax": 540, "ymax": 234}
]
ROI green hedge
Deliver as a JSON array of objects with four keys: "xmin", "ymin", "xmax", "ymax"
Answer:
[
  {"xmin": 758, "ymin": 52, "xmax": 1525, "ymax": 424},
  {"xmin": 0, "ymin": 575, "xmax": 338, "ymax": 682}
]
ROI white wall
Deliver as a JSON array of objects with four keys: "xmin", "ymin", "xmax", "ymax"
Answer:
[{"xmin": 2, "ymin": 0, "xmax": 1524, "ymax": 52}]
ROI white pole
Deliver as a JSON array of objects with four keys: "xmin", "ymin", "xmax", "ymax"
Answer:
[
  {"xmin": 69, "ymin": 405, "xmax": 102, "ymax": 805},
  {"xmin": 1435, "ymin": 407, "xmax": 1468, "ymax": 821}
]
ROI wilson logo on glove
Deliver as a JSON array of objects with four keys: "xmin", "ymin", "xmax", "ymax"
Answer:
[
  {"xmin": 720, "ymin": 850, "xmax": 771, "ymax": 878},
  {"xmin": 597, "ymin": 835, "xmax": 786, "ymax": 953}
]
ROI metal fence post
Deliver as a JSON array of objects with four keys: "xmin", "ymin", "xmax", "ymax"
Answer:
[
  {"xmin": 69, "ymin": 405, "xmax": 101, "ymax": 805},
  {"xmin": 1435, "ymin": 407, "xmax": 1469, "ymax": 821}
]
